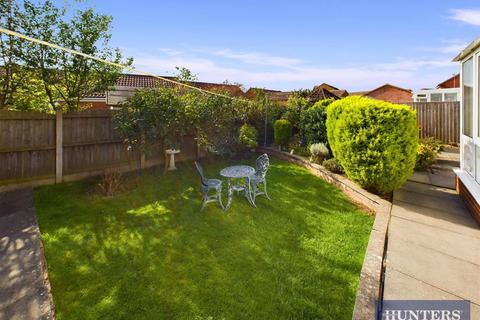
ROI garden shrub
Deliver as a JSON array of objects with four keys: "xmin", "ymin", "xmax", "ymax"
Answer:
[
  {"xmin": 309, "ymin": 142, "xmax": 329, "ymax": 164},
  {"xmin": 288, "ymin": 134, "xmax": 309, "ymax": 156},
  {"xmin": 419, "ymin": 137, "xmax": 443, "ymax": 152},
  {"xmin": 415, "ymin": 137, "xmax": 442, "ymax": 170},
  {"xmin": 322, "ymin": 158, "xmax": 344, "ymax": 174},
  {"xmin": 239, "ymin": 124, "xmax": 258, "ymax": 150},
  {"xmin": 274, "ymin": 119, "xmax": 292, "ymax": 148},
  {"xmin": 326, "ymin": 96, "xmax": 418, "ymax": 194},
  {"xmin": 184, "ymin": 91, "xmax": 247, "ymax": 156},
  {"xmin": 300, "ymin": 98, "xmax": 335, "ymax": 146},
  {"xmin": 282, "ymin": 90, "xmax": 312, "ymax": 130},
  {"xmin": 114, "ymin": 88, "xmax": 186, "ymax": 149},
  {"xmin": 97, "ymin": 169, "xmax": 122, "ymax": 197}
]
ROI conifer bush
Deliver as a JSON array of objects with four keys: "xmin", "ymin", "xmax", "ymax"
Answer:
[
  {"xmin": 326, "ymin": 96, "xmax": 418, "ymax": 194},
  {"xmin": 274, "ymin": 119, "xmax": 292, "ymax": 148}
]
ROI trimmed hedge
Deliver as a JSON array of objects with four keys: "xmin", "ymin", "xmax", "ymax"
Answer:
[
  {"xmin": 274, "ymin": 119, "xmax": 292, "ymax": 147},
  {"xmin": 326, "ymin": 96, "xmax": 418, "ymax": 194}
]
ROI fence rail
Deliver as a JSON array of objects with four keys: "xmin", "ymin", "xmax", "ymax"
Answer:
[
  {"xmin": 0, "ymin": 109, "xmax": 200, "ymax": 191},
  {"xmin": 405, "ymin": 101, "xmax": 460, "ymax": 144}
]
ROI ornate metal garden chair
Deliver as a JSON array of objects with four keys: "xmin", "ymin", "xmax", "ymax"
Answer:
[
  {"xmin": 195, "ymin": 161, "xmax": 224, "ymax": 210},
  {"xmin": 248, "ymin": 154, "xmax": 271, "ymax": 206}
]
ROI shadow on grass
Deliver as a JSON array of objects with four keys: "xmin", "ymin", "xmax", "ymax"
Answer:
[{"xmin": 34, "ymin": 158, "xmax": 373, "ymax": 320}]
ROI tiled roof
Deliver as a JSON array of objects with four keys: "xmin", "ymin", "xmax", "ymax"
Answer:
[
  {"xmin": 116, "ymin": 74, "xmax": 176, "ymax": 88},
  {"xmin": 268, "ymin": 91, "xmax": 291, "ymax": 101},
  {"xmin": 192, "ymin": 82, "xmax": 245, "ymax": 96},
  {"xmin": 330, "ymin": 89, "xmax": 348, "ymax": 98},
  {"xmin": 244, "ymin": 88, "xmax": 290, "ymax": 101},
  {"xmin": 436, "ymin": 74, "xmax": 459, "ymax": 89},
  {"xmin": 114, "ymin": 74, "xmax": 245, "ymax": 96},
  {"xmin": 313, "ymin": 83, "xmax": 339, "ymax": 91},
  {"xmin": 364, "ymin": 83, "xmax": 412, "ymax": 95},
  {"xmin": 309, "ymin": 87, "xmax": 340, "ymax": 101}
]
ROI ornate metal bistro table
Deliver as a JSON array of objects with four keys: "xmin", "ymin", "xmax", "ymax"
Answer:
[{"xmin": 219, "ymin": 165, "xmax": 255, "ymax": 211}]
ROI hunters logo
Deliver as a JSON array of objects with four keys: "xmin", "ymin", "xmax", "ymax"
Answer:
[{"xmin": 378, "ymin": 300, "xmax": 470, "ymax": 320}]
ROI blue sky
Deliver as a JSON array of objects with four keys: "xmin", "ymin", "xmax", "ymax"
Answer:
[{"xmin": 71, "ymin": 1, "xmax": 480, "ymax": 91}]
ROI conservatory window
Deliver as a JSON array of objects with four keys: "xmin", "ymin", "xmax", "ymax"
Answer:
[
  {"xmin": 463, "ymin": 57, "xmax": 473, "ymax": 137},
  {"xmin": 444, "ymin": 93, "xmax": 457, "ymax": 102},
  {"xmin": 430, "ymin": 93, "xmax": 442, "ymax": 102}
]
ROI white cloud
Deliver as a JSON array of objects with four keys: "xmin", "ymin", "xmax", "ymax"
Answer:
[
  {"xmin": 156, "ymin": 48, "xmax": 183, "ymax": 56},
  {"xmin": 449, "ymin": 9, "xmax": 480, "ymax": 26},
  {"xmin": 208, "ymin": 49, "xmax": 302, "ymax": 68},
  {"xmin": 417, "ymin": 40, "xmax": 468, "ymax": 54},
  {"xmin": 440, "ymin": 43, "xmax": 468, "ymax": 54},
  {"xmin": 131, "ymin": 51, "xmax": 458, "ymax": 91}
]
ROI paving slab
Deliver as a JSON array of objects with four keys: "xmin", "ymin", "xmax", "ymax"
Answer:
[
  {"xmin": 382, "ymin": 162, "xmax": 480, "ymax": 317},
  {"xmin": 388, "ymin": 215, "xmax": 480, "ymax": 265},
  {"xmin": 393, "ymin": 188, "xmax": 469, "ymax": 217},
  {"xmin": 383, "ymin": 269, "xmax": 480, "ymax": 320},
  {"xmin": 409, "ymin": 171, "xmax": 431, "ymax": 184},
  {"xmin": 391, "ymin": 201, "xmax": 480, "ymax": 239},
  {"xmin": 401, "ymin": 180, "xmax": 458, "ymax": 200},
  {"xmin": 428, "ymin": 168, "xmax": 457, "ymax": 189},
  {"xmin": 0, "ymin": 189, "xmax": 54, "ymax": 320},
  {"xmin": 386, "ymin": 237, "xmax": 480, "ymax": 304}
]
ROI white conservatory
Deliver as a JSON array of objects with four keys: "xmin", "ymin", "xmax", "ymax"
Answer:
[{"xmin": 453, "ymin": 38, "xmax": 480, "ymax": 222}]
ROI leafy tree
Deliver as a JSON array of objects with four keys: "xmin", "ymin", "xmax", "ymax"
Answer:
[
  {"xmin": 239, "ymin": 124, "xmax": 258, "ymax": 150},
  {"xmin": 175, "ymin": 66, "xmax": 198, "ymax": 83},
  {"xmin": 18, "ymin": 0, "xmax": 132, "ymax": 111},
  {"xmin": 0, "ymin": 0, "xmax": 26, "ymax": 108},
  {"xmin": 9, "ymin": 70, "xmax": 52, "ymax": 112},
  {"xmin": 114, "ymin": 88, "xmax": 187, "ymax": 150},
  {"xmin": 282, "ymin": 90, "xmax": 312, "ymax": 130},
  {"xmin": 300, "ymin": 98, "xmax": 335, "ymax": 146},
  {"xmin": 222, "ymin": 79, "xmax": 245, "ymax": 91}
]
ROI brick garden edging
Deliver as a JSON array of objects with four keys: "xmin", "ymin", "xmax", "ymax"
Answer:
[{"xmin": 258, "ymin": 147, "xmax": 392, "ymax": 320}]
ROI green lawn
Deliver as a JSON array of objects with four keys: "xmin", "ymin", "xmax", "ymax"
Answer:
[{"xmin": 34, "ymin": 158, "xmax": 373, "ymax": 320}]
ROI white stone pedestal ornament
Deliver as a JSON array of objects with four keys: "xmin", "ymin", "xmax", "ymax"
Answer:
[{"xmin": 165, "ymin": 149, "xmax": 180, "ymax": 171}]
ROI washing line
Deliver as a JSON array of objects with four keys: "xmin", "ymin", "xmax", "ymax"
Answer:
[{"xmin": 0, "ymin": 27, "xmax": 249, "ymax": 103}]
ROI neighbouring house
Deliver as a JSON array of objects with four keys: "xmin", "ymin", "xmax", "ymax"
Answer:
[
  {"xmin": 453, "ymin": 38, "xmax": 480, "ymax": 224},
  {"xmin": 412, "ymin": 74, "xmax": 460, "ymax": 102},
  {"xmin": 350, "ymin": 84, "xmax": 412, "ymax": 103},
  {"xmin": 244, "ymin": 83, "xmax": 348, "ymax": 105},
  {"xmin": 310, "ymin": 83, "xmax": 348, "ymax": 102},
  {"xmin": 79, "ymin": 74, "xmax": 245, "ymax": 109},
  {"xmin": 244, "ymin": 88, "xmax": 292, "ymax": 105}
]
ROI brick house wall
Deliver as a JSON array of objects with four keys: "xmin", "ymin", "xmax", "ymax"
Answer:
[
  {"xmin": 365, "ymin": 85, "xmax": 412, "ymax": 103},
  {"xmin": 437, "ymin": 74, "xmax": 460, "ymax": 89}
]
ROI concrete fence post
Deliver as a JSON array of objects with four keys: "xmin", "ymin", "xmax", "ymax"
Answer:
[{"xmin": 55, "ymin": 109, "xmax": 63, "ymax": 183}]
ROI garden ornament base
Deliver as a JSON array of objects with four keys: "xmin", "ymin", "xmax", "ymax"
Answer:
[{"xmin": 166, "ymin": 149, "xmax": 181, "ymax": 171}]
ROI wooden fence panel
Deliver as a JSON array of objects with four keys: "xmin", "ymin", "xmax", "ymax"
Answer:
[
  {"xmin": 405, "ymin": 102, "xmax": 460, "ymax": 144},
  {"xmin": 0, "ymin": 110, "xmax": 56, "ymax": 182},
  {"xmin": 0, "ymin": 109, "xmax": 199, "ymax": 189},
  {"xmin": 62, "ymin": 110, "xmax": 135, "ymax": 175}
]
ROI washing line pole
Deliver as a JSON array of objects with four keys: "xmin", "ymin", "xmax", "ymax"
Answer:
[{"xmin": 264, "ymin": 95, "xmax": 268, "ymax": 147}]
